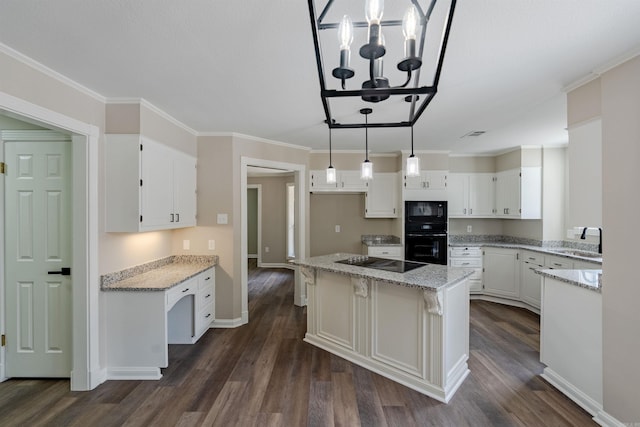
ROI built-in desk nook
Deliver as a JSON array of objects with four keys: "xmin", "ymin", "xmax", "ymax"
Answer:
[{"xmin": 101, "ymin": 255, "xmax": 217, "ymax": 380}]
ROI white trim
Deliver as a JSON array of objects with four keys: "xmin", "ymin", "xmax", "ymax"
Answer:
[
  {"xmin": 106, "ymin": 367, "xmax": 162, "ymax": 381},
  {"xmin": 259, "ymin": 262, "xmax": 296, "ymax": 270},
  {"xmin": 247, "ymin": 184, "xmax": 262, "ymax": 268},
  {"xmin": 398, "ymin": 149, "xmax": 452, "ymax": 155},
  {"xmin": 541, "ymin": 367, "xmax": 602, "ymax": 420},
  {"xmin": 202, "ymin": 132, "xmax": 311, "ymax": 151},
  {"xmin": 211, "ymin": 317, "xmax": 245, "ymax": 329},
  {"xmin": 563, "ymin": 48, "xmax": 640, "ymax": 93},
  {"xmin": 105, "ymin": 97, "xmax": 198, "ymax": 136},
  {"xmin": 593, "ymin": 410, "xmax": 626, "ymax": 427},
  {"xmin": 248, "ymin": 254, "xmax": 258, "ymax": 259},
  {"xmin": 0, "ymin": 42, "xmax": 105, "ymax": 103},
  {"xmin": 0, "ymin": 90, "xmax": 101, "ymax": 391}
]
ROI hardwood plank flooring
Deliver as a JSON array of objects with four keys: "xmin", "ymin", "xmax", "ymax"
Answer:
[{"xmin": 0, "ymin": 260, "xmax": 596, "ymax": 426}]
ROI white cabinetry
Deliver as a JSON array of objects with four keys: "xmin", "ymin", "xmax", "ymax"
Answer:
[
  {"xmin": 365, "ymin": 172, "xmax": 398, "ymax": 218},
  {"xmin": 105, "ymin": 134, "xmax": 197, "ymax": 232},
  {"xmin": 448, "ymin": 173, "xmax": 496, "ymax": 217},
  {"xmin": 483, "ymin": 247, "xmax": 520, "ymax": 299},
  {"xmin": 309, "ymin": 170, "xmax": 369, "ymax": 192},
  {"xmin": 403, "ymin": 170, "xmax": 447, "ymax": 201},
  {"xmin": 495, "ymin": 167, "xmax": 541, "ymax": 219},
  {"xmin": 520, "ymin": 251, "xmax": 544, "ymax": 309},
  {"xmin": 450, "ymin": 247, "xmax": 483, "ymax": 293},
  {"xmin": 365, "ymin": 245, "xmax": 403, "ymax": 260}
]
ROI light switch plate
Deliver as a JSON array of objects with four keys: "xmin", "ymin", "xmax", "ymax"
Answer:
[
  {"xmin": 217, "ymin": 213, "xmax": 228, "ymax": 224},
  {"xmin": 208, "ymin": 240, "xmax": 215, "ymax": 250},
  {"xmin": 335, "ymin": 225, "xmax": 341, "ymax": 233},
  {"xmin": 183, "ymin": 240, "xmax": 190, "ymax": 250}
]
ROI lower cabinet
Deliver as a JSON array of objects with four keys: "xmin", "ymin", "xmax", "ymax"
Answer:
[
  {"xmin": 449, "ymin": 247, "xmax": 483, "ymax": 294},
  {"xmin": 520, "ymin": 251, "xmax": 544, "ymax": 309},
  {"xmin": 483, "ymin": 247, "xmax": 520, "ymax": 299}
]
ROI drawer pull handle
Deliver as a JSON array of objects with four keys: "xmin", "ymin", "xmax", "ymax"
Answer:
[
  {"xmin": 462, "ymin": 262, "xmax": 470, "ymax": 265},
  {"xmin": 205, "ymin": 313, "xmax": 212, "ymax": 318},
  {"xmin": 205, "ymin": 294, "xmax": 211, "ymax": 298},
  {"xmin": 182, "ymin": 288, "xmax": 190, "ymax": 293},
  {"xmin": 528, "ymin": 257, "xmax": 535, "ymax": 260},
  {"xmin": 205, "ymin": 276, "xmax": 211, "ymax": 281},
  {"xmin": 553, "ymin": 263, "xmax": 562, "ymax": 267}
]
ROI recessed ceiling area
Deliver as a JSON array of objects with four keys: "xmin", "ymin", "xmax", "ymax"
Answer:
[{"xmin": 1, "ymin": 1, "xmax": 639, "ymax": 155}]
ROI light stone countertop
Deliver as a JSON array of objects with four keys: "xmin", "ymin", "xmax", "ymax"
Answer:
[
  {"xmin": 535, "ymin": 269, "xmax": 602, "ymax": 293},
  {"xmin": 361, "ymin": 234, "xmax": 402, "ymax": 247},
  {"xmin": 449, "ymin": 242, "xmax": 602, "ymax": 264},
  {"xmin": 291, "ymin": 253, "xmax": 473, "ymax": 292},
  {"xmin": 101, "ymin": 255, "xmax": 218, "ymax": 292}
]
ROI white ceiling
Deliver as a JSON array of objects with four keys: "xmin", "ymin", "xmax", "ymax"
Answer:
[{"xmin": 1, "ymin": 1, "xmax": 639, "ymax": 155}]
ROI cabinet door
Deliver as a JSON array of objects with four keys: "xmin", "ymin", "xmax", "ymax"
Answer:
[
  {"xmin": 140, "ymin": 139, "xmax": 174, "ymax": 230},
  {"xmin": 483, "ymin": 248, "xmax": 520, "ymax": 299},
  {"xmin": 495, "ymin": 169, "xmax": 520, "ymax": 218},
  {"xmin": 310, "ymin": 170, "xmax": 338, "ymax": 191},
  {"xmin": 173, "ymin": 150, "xmax": 197, "ymax": 227},
  {"xmin": 365, "ymin": 173, "xmax": 398, "ymax": 217},
  {"xmin": 403, "ymin": 172, "xmax": 424, "ymax": 190},
  {"xmin": 469, "ymin": 173, "xmax": 496, "ymax": 217},
  {"xmin": 521, "ymin": 261, "xmax": 542, "ymax": 308},
  {"xmin": 447, "ymin": 174, "xmax": 468, "ymax": 217},
  {"xmin": 340, "ymin": 170, "xmax": 369, "ymax": 191},
  {"xmin": 425, "ymin": 171, "xmax": 447, "ymax": 190}
]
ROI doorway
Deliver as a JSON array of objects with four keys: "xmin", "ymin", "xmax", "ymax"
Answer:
[
  {"xmin": 247, "ymin": 184, "xmax": 262, "ymax": 266},
  {"xmin": 0, "ymin": 91, "xmax": 100, "ymax": 391}
]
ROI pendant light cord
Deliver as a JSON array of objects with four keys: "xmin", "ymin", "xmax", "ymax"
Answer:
[
  {"xmin": 365, "ymin": 114, "xmax": 369, "ymax": 161},
  {"xmin": 329, "ymin": 127, "xmax": 333, "ymax": 167},
  {"xmin": 411, "ymin": 125, "xmax": 414, "ymax": 156}
]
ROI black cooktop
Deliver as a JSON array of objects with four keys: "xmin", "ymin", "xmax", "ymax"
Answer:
[{"xmin": 336, "ymin": 256, "xmax": 427, "ymax": 273}]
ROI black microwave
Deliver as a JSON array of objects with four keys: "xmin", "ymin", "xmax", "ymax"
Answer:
[{"xmin": 405, "ymin": 201, "xmax": 447, "ymax": 224}]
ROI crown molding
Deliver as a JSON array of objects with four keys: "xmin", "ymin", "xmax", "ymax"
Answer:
[
  {"xmin": 106, "ymin": 97, "xmax": 198, "ymax": 136},
  {"xmin": 0, "ymin": 42, "xmax": 106, "ymax": 103},
  {"xmin": 199, "ymin": 132, "xmax": 311, "ymax": 151},
  {"xmin": 563, "ymin": 45, "xmax": 640, "ymax": 93}
]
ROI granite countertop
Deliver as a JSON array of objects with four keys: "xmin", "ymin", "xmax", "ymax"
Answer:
[
  {"xmin": 449, "ymin": 241, "xmax": 602, "ymax": 264},
  {"xmin": 101, "ymin": 255, "xmax": 218, "ymax": 292},
  {"xmin": 291, "ymin": 253, "xmax": 473, "ymax": 292},
  {"xmin": 535, "ymin": 269, "xmax": 602, "ymax": 293},
  {"xmin": 361, "ymin": 234, "xmax": 402, "ymax": 247}
]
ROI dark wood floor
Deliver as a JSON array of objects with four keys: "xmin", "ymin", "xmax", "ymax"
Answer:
[{"xmin": 0, "ymin": 260, "xmax": 595, "ymax": 426}]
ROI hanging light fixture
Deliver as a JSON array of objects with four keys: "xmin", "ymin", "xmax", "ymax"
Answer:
[
  {"xmin": 406, "ymin": 125, "xmax": 420, "ymax": 177},
  {"xmin": 360, "ymin": 108, "xmax": 373, "ymax": 180},
  {"xmin": 308, "ymin": 0, "xmax": 457, "ymax": 129},
  {"xmin": 326, "ymin": 127, "xmax": 337, "ymax": 184}
]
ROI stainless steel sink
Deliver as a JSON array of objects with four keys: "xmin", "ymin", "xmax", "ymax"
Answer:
[{"xmin": 550, "ymin": 248, "xmax": 602, "ymax": 259}]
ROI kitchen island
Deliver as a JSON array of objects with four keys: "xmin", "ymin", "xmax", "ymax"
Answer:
[{"xmin": 293, "ymin": 253, "xmax": 473, "ymax": 403}]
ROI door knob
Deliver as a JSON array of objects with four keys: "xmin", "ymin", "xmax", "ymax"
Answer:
[{"xmin": 48, "ymin": 267, "xmax": 71, "ymax": 276}]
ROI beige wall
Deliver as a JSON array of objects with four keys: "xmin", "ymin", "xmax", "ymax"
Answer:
[
  {"xmin": 495, "ymin": 149, "xmax": 521, "ymax": 171},
  {"xmin": 310, "ymin": 193, "xmax": 397, "ymax": 256},
  {"xmin": 105, "ymin": 103, "xmax": 140, "ymax": 134},
  {"xmin": 541, "ymin": 147, "xmax": 566, "ymax": 241},
  {"xmin": 248, "ymin": 175, "xmax": 294, "ymax": 263},
  {"xmin": 448, "ymin": 218, "xmax": 503, "ymax": 236},
  {"xmin": 600, "ymin": 55, "xmax": 640, "ymax": 422},
  {"xmin": 309, "ymin": 152, "xmax": 398, "ymax": 172},
  {"xmin": 567, "ymin": 78, "xmax": 601, "ymax": 127},
  {"xmin": 449, "ymin": 156, "xmax": 496, "ymax": 173},
  {"xmin": 247, "ymin": 187, "xmax": 258, "ymax": 256}
]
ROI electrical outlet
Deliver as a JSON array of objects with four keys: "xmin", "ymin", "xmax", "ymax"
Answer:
[
  {"xmin": 265, "ymin": 246, "xmax": 270, "ymax": 253},
  {"xmin": 467, "ymin": 225, "xmax": 472, "ymax": 233},
  {"xmin": 335, "ymin": 225, "xmax": 341, "ymax": 233},
  {"xmin": 183, "ymin": 240, "xmax": 190, "ymax": 250},
  {"xmin": 217, "ymin": 213, "xmax": 228, "ymax": 224},
  {"xmin": 208, "ymin": 240, "xmax": 215, "ymax": 250}
]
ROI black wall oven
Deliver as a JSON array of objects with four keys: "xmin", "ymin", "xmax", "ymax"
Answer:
[{"xmin": 405, "ymin": 201, "xmax": 448, "ymax": 265}]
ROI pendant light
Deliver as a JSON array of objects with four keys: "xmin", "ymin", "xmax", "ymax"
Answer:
[
  {"xmin": 326, "ymin": 127, "xmax": 337, "ymax": 184},
  {"xmin": 360, "ymin": 108, "xmax": 373, "ymax": 180},
  {"xmin": 406, "ymin": 125, "xmax": 420, "ymax": 177}
]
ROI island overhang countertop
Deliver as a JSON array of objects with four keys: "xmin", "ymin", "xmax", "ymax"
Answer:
[{"xmin": 291, "ymin": 253, "xmax": 473, "ymax": 291}]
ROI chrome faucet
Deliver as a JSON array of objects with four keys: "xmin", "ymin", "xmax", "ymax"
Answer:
[{"xmin": 580, "ymin": 227, "xmax": 603, "ymax": 254}]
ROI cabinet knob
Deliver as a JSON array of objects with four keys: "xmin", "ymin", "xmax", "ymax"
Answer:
[
  {"xmin": 182, "ymin": 288, "xmax": 190, "ymax": 293},
  {"xmin": 170, "ymin": 213, "xmax": 175, "ymax": 222}
]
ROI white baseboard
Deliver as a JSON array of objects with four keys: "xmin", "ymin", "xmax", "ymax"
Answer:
[
  {"xmin": 70, "ymin": 367, "xmax": 107, "ymax": 391},
  {"xmin": 542, "ymin": 367, "xmax": 602, "ymax": 419},
  {"xmin": 248, "ymin": 254, "xmax": 258, "ymax": 259},
  {"xmin": 212, "ymin": 317, "xmax": 245, "ymax": 329},
  {"xmin": 258, "ymin": 262, "xmax": 295, "ymax": 270},
  {"xmin": 593, "ymin": 410, "xmax": 626, "ymax": 427},
  {"xmin": 106, "ymin": 367, "xmax": 162, "ymax": 381}
]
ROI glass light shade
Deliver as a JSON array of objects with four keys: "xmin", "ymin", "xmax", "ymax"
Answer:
[
  {"xmin": 326, "ymin": 166, "xmax": 337, "ymax": 184},
  {"xmin": 402, "ymin": 5, "xmax": 419, "ymax": 40},
  {"xmin": 361, "ymin": 160, "xmax": 373, "ymax": 180},
  {"xmin": 365, "ymin": 0, "xmax": 384, "ymax": 24},
  {"xmin": 406, "ymin": 155, "xmax": 420, "ymax": 177},
  {"xmin": 338, "ymin": 15, "xmax": 354, "ymax": 49}
]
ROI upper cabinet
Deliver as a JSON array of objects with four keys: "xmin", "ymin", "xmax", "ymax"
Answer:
[
  {"xmin": 309, "ymin": 170, "xmax": 369, "ymax": 192},
  {"xmin": 495, "ymin": 167, "xmax": 541, "ymax": 219},
  {"xmin": 365, "ymin": 172, "xmax": 399, "ymax": 218},
  {"xmin": 403, "ymin": 170, "xmax": 447, "ymax": 201},
  {"xmin": 448, "ymin": 173, "xmax": 496, "ymax": 217},
  {"xmin": 105, "ymin": 134, "xmax": 197, "ymax": 232}
]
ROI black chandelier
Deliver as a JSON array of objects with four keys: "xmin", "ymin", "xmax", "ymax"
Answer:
[{"xmin": 308, "ymin": 0, "xmax": 457, "ymax": 129}]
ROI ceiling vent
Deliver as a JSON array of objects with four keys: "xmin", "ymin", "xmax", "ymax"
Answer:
[{"xmin": 461, "ymin": 130, "xmax": 486, "ymax": 138}]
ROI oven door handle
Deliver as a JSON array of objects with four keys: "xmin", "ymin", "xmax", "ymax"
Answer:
[{"xmin": 406, "ymin": 233, "xmax": 448, "ymax": 238}]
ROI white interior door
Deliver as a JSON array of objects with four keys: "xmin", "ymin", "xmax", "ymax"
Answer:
[{"xmin": 4, "ymin": 139, "xmax": 72, "ymax": 377}]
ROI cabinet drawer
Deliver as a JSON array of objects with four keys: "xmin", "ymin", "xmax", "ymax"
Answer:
[
  {"xmin": 521, "ymin": 250, "xmax": 543, "ymax": 265},
  {"xmin": 450, "ymin": 247, "xmax": 482, "ymax": 257},
  {"xmin": 198, "ymin": 268, "xmax": 215, "ymax": 289},
  {"xmin": 166, "ymin": 278, "xmax": 196, "ymax": 311},
  {"xmin": 450, "ymin": 258, "xmax": 482, "ymax": 268},
  {"xmin": 196, "ymin": 302, "xmax": 214, "ymax": 335},
  {"xmin": 367, "ymin": 246, "xmax": 403, "ymax": 258},
  {"xmin": 198, "ymin": 285, "xmax": 214, "ymax": 310},
  {"xmin": 545, "ymin": 255, "xmax": 573, "ymax": 269}
]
